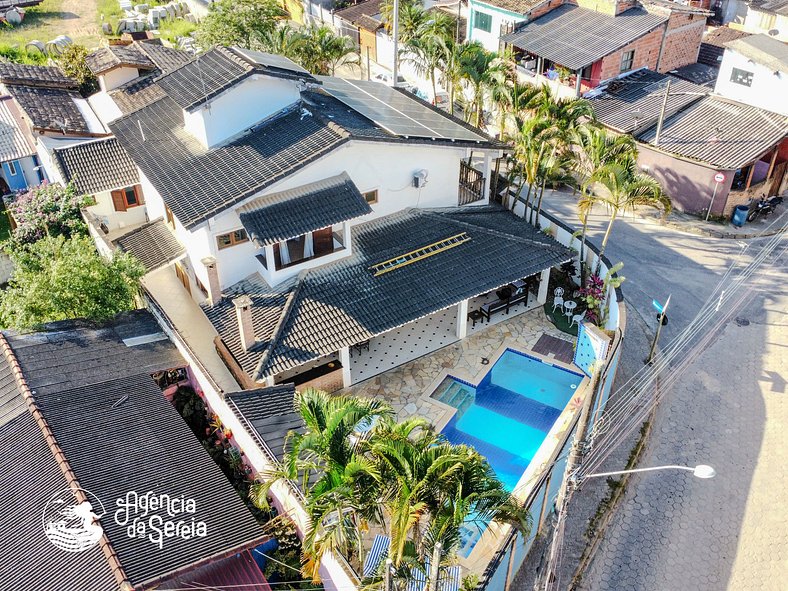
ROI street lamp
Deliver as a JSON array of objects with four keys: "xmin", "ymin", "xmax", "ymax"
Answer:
[{"xmin": 579, "ymin": 464, "xmax": 716, "ymax": 482}]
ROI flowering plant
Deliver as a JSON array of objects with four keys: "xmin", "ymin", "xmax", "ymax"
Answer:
[
  {"xmin": 579, "ymin": 273, "xmax": 605, "ymax": 325},
  {"xmin": 6, "ymin": 181, "xmax": 94, "ymax": 247}
]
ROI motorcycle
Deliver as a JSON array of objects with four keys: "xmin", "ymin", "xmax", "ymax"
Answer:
[{"xmin": 747, "ymin": 194, "xmax": 784, "ymax": 222}]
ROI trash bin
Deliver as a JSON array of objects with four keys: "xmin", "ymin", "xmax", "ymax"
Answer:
[{"xmin": 732, "ymin": 204, "xmax": 749, "ymax": 227}]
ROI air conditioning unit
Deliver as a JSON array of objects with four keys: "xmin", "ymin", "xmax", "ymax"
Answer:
[{"xmin": 413, "ymin": 169, "xmax": 428, "ymax": 188}]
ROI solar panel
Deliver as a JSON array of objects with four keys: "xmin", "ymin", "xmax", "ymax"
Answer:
[
  {"xmin": 319, "ymin": 77, "xmax": 488, "ymax": 143},
  {"xmin": 231, "ymin": 47, "xmax": 312, "ymax": 76}
]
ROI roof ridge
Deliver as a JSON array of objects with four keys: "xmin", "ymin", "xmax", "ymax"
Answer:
[
  {"xmin": 111, "ymin": 216, "xmax": 167, "ymax": 242},
  {"xmin": 413, "ymin": 208, "xmax": 558, "ymax": 249},
  {"xmin": 253, "ymin": 272, "xmax": 309, "ymax": 381},
  {"xmin": 0, "ymin": 333, "xmax": 133, "ymax": 591}
]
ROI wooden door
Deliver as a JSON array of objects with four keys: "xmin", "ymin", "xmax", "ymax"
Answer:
[{"xmin": 175, "ymin": 262, "xmax": 191, "ymax": 295}]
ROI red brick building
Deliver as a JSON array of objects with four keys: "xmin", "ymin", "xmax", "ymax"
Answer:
[{"xmin": 502, "ymin": 0, "xmax": 711, "ymax": 95}]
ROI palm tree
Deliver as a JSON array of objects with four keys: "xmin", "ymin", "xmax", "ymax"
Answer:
[
  {"xmin": 262, "ymin": 24, "xmax": 304, "ymax": 60},
  {"xmin": 458, "ymin": 43, "xmax": 510, "ymax": 128},
  {"xmin": 250, "ymin": 389, "xmax": 392, "ymax": 580},
  {"xmin": 435, "ymin": 37, "xmax": 465, "ymax": 116},
  {"xmin": 296, "ymin": 25, "xmax": 359, "ymax": 76},
  {"xmin": 570, "ymin": 126, "xmax": 637, "ymax": 282},
  {"xmin": 506, "ymin": 116, "xmax": 554, "ymax": 214},
  {"xmin": 589, "ymin": 160, "xmax": 671, "ymax": 265},
  {"xmin": 401, "ymin": 34, "xmax": 443, "ymax": 103}
]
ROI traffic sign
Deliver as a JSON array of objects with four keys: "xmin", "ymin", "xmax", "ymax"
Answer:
[{"xmin": 714, "ymin": 172, "xmax": 725, "ymax": 183}]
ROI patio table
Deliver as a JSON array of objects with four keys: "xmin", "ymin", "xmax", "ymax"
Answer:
[{"xmin": 563, "ymin": 300, "xmax": 577, "ymax": 320}]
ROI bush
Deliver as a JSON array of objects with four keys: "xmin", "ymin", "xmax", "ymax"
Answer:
[
  {"xmin": 5, "ymin": 181, "xmax": 94, "ymax": 248},
  {"xmin": 54, "ymin": 44, "xmax": 99, "ymax": 96},
  {"xmin": 0, "ymin": 235, "xmax": 145, "ymax": 329},
  {"xmin": 0, "ymin": 44, "xmax": 48, "ymax": 65},
  {"xmin": 158, "ymin": 18, "xmax": 197, "ymax": 45}
]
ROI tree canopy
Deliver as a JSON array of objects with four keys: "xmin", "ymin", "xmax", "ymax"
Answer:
[
  {"xmin": 0, "ymin": 235, "xmax": 145, "ymax": 329},
  {"xmin": 55, "ymin": 45, "xmax": 99, "ymax": 96},
  {"xmin": 196, "ymin": 0, "xmax": 287, "ymax": 50}
]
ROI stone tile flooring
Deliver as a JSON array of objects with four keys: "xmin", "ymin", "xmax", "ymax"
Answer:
[{"xmin": 343, "ymin": 306, "xmax": 573, "ymax": 426}]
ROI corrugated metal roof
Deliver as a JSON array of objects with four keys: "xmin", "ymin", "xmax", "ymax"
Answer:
[
  {"xmin": 501, "ymin": 5, "xmax": 667, "ymax": 70},
  {"xmin": 637, "ymin": 96, "xmax": 788, "ymax": 168},
  {"xmin": 587, "ymin": 69, "xmax": 708, "ymax": 133},
  {"xmin": 0, "ymin": 95, "xmax": 36, "ymax": 162}
]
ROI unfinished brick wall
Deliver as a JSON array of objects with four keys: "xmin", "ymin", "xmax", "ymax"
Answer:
[
  {"xmin": 598, "ymin": 26, "xmax": 665, "ymax": 82},
  {"xmin": 568, "ymin": 0, "xmax": 637, "ymax": 15},
  {"xmin": 656, "ymin": 12, "xmax": 705, "ymax": 73},
  {"xmin": 526, "ymin": 0, "xmax": 564, "ymax": 22}
]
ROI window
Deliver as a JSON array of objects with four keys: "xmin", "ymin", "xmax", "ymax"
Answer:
[
  {"xmin": 111, "ymin": 184, "xmax": 144, "ymax": 212},
  {"xmin": 7, "ymin": 161, "xmax": 17, "ymax": 176},
  {"xmin": 730, "ymin": 67, "xmax": 753, "ymax": 87},
  {"xmin": 363, "ymin": 189, "xmax": 378, "ymax": 204},
  {"xmin": 474, "ymin": 11, "xmax": 492, "ymax": 33},
  {"xmin": 216, "ymin": 229, "xmax": 249, "ymax": 250},
  {"xmin": 620, "ymin": 50, "xmax": 635, "ymax": 73}
]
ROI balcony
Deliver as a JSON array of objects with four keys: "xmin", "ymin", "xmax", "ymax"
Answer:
[{"xmin": 256, "ymin": 227, "xmax": 345, "ymax": 271}]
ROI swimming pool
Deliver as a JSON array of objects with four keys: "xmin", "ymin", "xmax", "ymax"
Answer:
[{"xmin": 431, "ymin": 349, "xmax": 583, "ymax": 557}]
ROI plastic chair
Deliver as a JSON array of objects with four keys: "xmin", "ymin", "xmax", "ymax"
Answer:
[{"xmin": 570, "ymin": 310, "xmax": 586, "ymax": 328}]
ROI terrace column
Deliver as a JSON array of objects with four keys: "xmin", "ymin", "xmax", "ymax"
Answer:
[
  {"xmin": 482, "ymin": 152, "xmax": 493, "ymax": 202},
  {"xmin": 339, "ymin": 346, "xmax": 352, "ymax": 387},
  {"xmin": 264, "ymin": 376, "xmax": 275, "ymax": 387},
  {"xmin": 574, "ymin": 69, "xmax": 582, "ymax": 97},
  {"xmin": 456, "ymin": 299, "xmax": 469, "ymax": 339},
  {"xmin": 537, "ymin": 268, "xmax": 551, "ymax": 305}
]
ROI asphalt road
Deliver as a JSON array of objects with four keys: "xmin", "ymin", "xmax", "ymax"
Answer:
[{"xmin": 535, "ymin": 189, "xmax": 787, "ymax": 590}]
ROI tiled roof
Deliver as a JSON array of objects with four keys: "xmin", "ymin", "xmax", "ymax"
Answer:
[
  {"xmin": 134, "ymin": 40, "xmax": 194, "ymax": 73},
  {"xmin": 335, "ymin": 0, "xmax": 383, "ymax": 27},
  {"xmin": 2, "ymin": 310, "xmax": 268, "ymax": 588},
  {"xmin": 670, "ymin": 62, "xmax": 719, "ymax": 87},
  {"xmin": 588, "ymin": 69, "xmax": 708, "ymax": 133},
  {"xmin": 473, "ymin": 0, "xmax": 547, "ymax": 15},
  {"xmin": 113, "ymin": 218, "xmax": 186, "ymax": 271},
  {"xmin": 206, "ymin": 206, "xmax": 572, "ymax": 380},
  {"xmin": 0, "ymin": 95, "xmax": 36, "ymax": 162},
  {"xmin": 110, "ymin": 97, "xmax": 350, "ymax": 229},
  {"xmin": 0, "ymin": 62, "xmax": 76, "ymax": 89},
  {"xmin": 5, "ymin": 84, "xmax": 94, "ymax": 135},
  {"xmin": 108, "ymin": 72, "xmax": 168, "ymax": 115},
  {"xmin": 85, "ymin": 44, "xmax": 156, "ymax": 75},
  {"xmin": 157, "ymin": 552, "xmax": 271, "ymax": 591},
  {"xmin": 227, "ymin": 385, "xmax": 302, "ymax": 462},
  {"xmin": 53, "ymin": 137, "xmax": 139, "ymax": 193},
  {"xmin": 0, "ymin": 355, "xmax": 117, "ymax": 591},
  {"xmin": 752, "ymin": 0, "xmax": 788, "ymax": 16},
  {"xmin": 637, "ymin": 96, "xmax": 788, "ymax": 168},
  {"xmin": 725, "ymin": 33, "xmax": 788, "ymax": 72},
  {"xmin": 239, "ymin": 172, "xmax": 372, "ymax": 245},
  {"xmin": 501, "ymin": 5, "xmax": 668, "ymax": 70},
  {"xmin": 156, "ymin": 46, "xmax": 315, "ymax": 113},
  {"xmin": 698, "ymin": 27, "xmax": 751, "ymax": 66}
]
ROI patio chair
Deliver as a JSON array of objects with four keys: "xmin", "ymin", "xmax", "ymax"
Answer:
[
  {"xmin": 363, "ymin": 534, "xmax": 391, "ymax": 578},
  {"xmin": 552, "ymin": 287, "xmax": 565, "ymax": 313},
  {"xmin": 570, "ymin": 309, "xmax": 586, "ymax": 328}
]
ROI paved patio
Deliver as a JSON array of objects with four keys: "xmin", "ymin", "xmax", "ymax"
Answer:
[{"xmin": 343, "ymin": 306, "xmax": 574, "ymax": 426}]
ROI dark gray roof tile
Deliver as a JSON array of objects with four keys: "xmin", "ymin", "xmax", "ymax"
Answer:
[
  {"xmin": 670, "ymin": 62, "xmax": 718, "ymax": 87},
  {"xmin": 502, "ymin": 5, "xmax": 668, "ymax": 70},
  {"xmin": 0, "ymin": 62, "xmax": 77, "ymax": 89},
  {"xmin": 108, "ymin": 72, "xmax": 168, "ymax": 115},
  {"xmin": 239, "ymin": 172, "xmax": 372, "ymax": 245},
  {"xmin": 85, "ymin": 44, "xmax": 156, "ymax": 75},
  {"xmin": 113, "ymin": 218, "xmax": 186, "ymax": 271},
  {"xmin": 6, "ymin": 84, "xmax": 94, "ymax": 135},
  {"xmin": 135, "ymin": 41, "xmax": 194, "ymax": 73},
  {"xmin": 53, "ymin": 137, "xmax": 139, "ymax": 193}
]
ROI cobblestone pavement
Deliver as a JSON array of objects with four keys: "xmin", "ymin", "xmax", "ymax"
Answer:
[{"xmin": 578, "ymin": 295, "xmax": 787, "ymax": 591}]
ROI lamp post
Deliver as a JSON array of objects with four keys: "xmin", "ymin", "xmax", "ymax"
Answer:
[
  {"xmin": 645, "ymin": 294, "xmax": 670, "ymax": 365},
  {"xmin": 579, "ymin": 464, "xmax": 716, "ymax": 482}
]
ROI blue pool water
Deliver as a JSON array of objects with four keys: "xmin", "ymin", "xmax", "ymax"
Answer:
[{"xmin": 431, "ymin": 349, "xmax": 583, "ymax": 556}]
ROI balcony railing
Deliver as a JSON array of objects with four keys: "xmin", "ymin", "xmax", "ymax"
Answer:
[{"xmin": 459, "ymin": 160, "xmax": 485, "ymax": 205}]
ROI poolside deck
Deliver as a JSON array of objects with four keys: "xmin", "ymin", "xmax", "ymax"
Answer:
[{"xmin": 342, "ymin": 306, "xmax": 574, "ymax": 425}]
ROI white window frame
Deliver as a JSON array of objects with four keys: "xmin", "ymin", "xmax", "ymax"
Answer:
[{"xmin": 7, "ymin": 161, "xmax": 17, "ymax": 176}]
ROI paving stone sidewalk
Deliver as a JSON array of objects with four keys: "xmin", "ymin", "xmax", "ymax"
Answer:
[{"xmin": 631, "ymin": 205, "xmax": 787, "ymax": 240}]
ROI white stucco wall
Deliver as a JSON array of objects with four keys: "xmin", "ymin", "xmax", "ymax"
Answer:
[
  {"xmin": 714, "ymin": 48, "xmax": 788, "ymax": 115},
  {"xmin": 99, "ymin": 67, "xmax": 141, "ymax": 92},
  {"xmin": 183, "ymin": 75, "xmax": 301, "ymax": 148},
  {"xmin": 85, "ymin": 189, "xmax": 149, "ymax": 231},
  {"xmin": 466, "ymin": 2, "xmax": 524, "ymax": 52}
]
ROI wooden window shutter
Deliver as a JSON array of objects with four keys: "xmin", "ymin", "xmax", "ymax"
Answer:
[
  {"xmin": 134, "ymin": 185, "xmax": 145, "ymax": 205},
  {"xmin": 111, "ymin": 189, "xmax": 127, "ymax": 212}
]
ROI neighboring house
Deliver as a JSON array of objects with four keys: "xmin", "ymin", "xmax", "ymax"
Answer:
[
  {"xmin": 497, "ymin": 0, "xmax": 710, "ymax": 96},
  {"xmin": 0, "ymin": 95, "xmax": 44, "ymax": 193},
  {"xmin": 0, "ymin": 310, "xmax": 270, "ymax": 591},
  {"xmin": 730, "ymin": 0, "xmax": 788, "ymax": 41},
  {"xmin": 713, "ymin": 33, "xmax": 788, "ymax": 114},
  {"xmin": 0, "ymin": 62, "xmax": 108, "ymax": 138},
  {"xmin": 589, "ymin": 69, "xmax": 788, "ymax": 216},
  {"xmin": 334, "ymin": 0, "xmax": 385, "ymax": 63},
  {"xmin": 697, "ymin": 25, "xmax": 752, "ymax": 67},
  {"xmin": 467, "ymin": 0, "xmax": 555, "ymax": 51}
]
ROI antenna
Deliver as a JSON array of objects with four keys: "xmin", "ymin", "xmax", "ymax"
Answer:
[{"xmin": 137, "ymin": 119, "xmax": 145, "ymax": 141}]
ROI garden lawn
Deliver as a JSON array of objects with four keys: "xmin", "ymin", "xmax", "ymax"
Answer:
[
  {"xmin": 543, "ymin": 302, "xmax": 579, "ymax": 337},
  {"xmin": 0, "ymin": 0, "xmax": 101, "ymax": 49}
]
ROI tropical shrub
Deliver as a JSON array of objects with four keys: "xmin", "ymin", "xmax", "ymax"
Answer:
[
  {"xmin": 55, "ymin": 45, "xmax": 99, "ymax": 96},
  {"xmin": 5, "ymin": 181, "xmax": 93, "ymax": 247}
]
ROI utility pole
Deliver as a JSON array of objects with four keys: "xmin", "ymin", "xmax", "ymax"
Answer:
[
  {"xmin": 654, "ymin": 78, "xmax": 671, "ymax": 147},
  {"xmin": 384, "ymin": 558, "xmax": 393, "ymax": 591},
  {"xmin": 392, "ymin": 0, "xmax": 400, "ymax": 87},
  {"xmin": 540, "ymin": 366, "xmax": 603, "ymax": 590},
  {"xmin": 646, "ymin": 295, "xmax": 671, "ymax": 365}
]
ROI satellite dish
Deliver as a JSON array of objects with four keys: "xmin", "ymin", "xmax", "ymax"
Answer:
[{"xmin": 768, "ymin": 29, "xmax": 780, "ymax": 36}]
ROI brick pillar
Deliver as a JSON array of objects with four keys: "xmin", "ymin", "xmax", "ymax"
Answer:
[
  {"xmin": 201, "ymin": 257, "xmax": 222, "ymax": 306},
  {"xmin": 233, "ymin": 295, "xmax": 256, "ymax": 351}
]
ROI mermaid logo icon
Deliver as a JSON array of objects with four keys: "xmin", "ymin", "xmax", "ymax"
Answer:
[{"xmin": 42, "ymin": 488, "xmax": 105, "ymax": 552}]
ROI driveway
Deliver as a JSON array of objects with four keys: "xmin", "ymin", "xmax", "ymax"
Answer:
[{"xmin": 523, "ymin": 190, "xmax": 787, "ymax": 590}]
